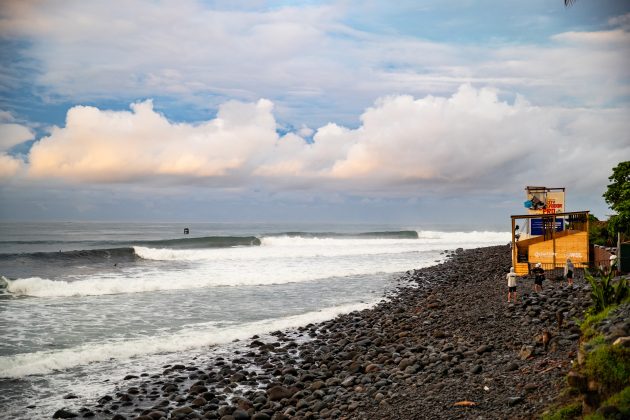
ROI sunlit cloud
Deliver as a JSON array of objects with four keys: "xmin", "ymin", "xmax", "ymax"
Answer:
[{"xmin": 21, "ymin": 86, "xmax": 630, "ymax": 197}]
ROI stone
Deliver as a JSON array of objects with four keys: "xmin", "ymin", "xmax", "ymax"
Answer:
[
  {"xmin": 171, "ymin": 406, "xmax": 194, "ymax": 416},
  {"xmin": 266, "ymin": 386, "xmax": 294, "ymax": 401},
  {"xmin": 341, "ymin": 376, "xmax": 356, "ymax": 387},
  {"xmin": 507, "ymin": 396, "xmax": 524, "ymax": 406},
  {"xmin": 519, "ymin": 346, "xmax": 534, "ymax": 360},
  {"xmin": 471, "ymin": 365, "xmax": 482, "ymax": 374},
  {"xmin": 612, "ymin": 336, "xmax": 630, "ymax": 347},
  {"xmin": 53, "ymin": 409, "xmax": 79, "ymax": 419},
  {"xmin": 192, "ymin": 396, "xmax": 208, "ymax": 407},
  {"xmin": 232, "ymin": 409, "xmax": 251, "ymax": 420},
  {"xmin": 365, "ymin": 364, "xmax": 380, "ymax": 373},
  {"xmin": 523, "ymin": 383, "xmax": 539, "ymax": 393},
  {"xmin": 506, "ymin": 362, "xmax": 519, "ymax": 372},
  {"xmin": 309, "ymin": 380, "xmax": 325, "ymax": 390},
  {"xmin": 476, "ymin": 345, "xmax": 492, "ymax": 354}
]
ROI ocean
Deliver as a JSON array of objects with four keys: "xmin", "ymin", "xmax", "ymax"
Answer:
[{"xmin": 0, "ymin": 222, "xmax": 509, "ymax": 419}]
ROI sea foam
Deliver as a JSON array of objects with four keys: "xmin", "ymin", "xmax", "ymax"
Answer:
[{"xmin": 0, "ymin": 301, "xmax": 375, "ymax": 378}]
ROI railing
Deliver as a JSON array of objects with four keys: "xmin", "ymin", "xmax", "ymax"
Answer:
[{"xmin": 523, "ymin": 262, "xmax": 585, "ymax": 280}]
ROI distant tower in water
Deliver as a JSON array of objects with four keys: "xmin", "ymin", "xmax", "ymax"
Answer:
[{"xmin": 184, "ymin": 228, "xmax": 189, "ymax": 235}]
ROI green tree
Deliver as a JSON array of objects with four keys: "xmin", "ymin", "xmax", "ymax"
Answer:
[{"xmin": 603, "ymin": 161, "xmax": 630, "ymax": 238}]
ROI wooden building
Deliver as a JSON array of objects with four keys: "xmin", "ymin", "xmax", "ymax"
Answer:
[{"xmin": 511, "ymin": 186, "xmax": 590, "ymax": 275}]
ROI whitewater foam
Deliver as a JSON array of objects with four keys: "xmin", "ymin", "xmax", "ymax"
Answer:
[
  {"xmin": 0, "ymin": 301, "xmax": 375, "ymax": 378},
  {"xmin": 4, "ymin": 231, "xmax": 509, "ymax": 297}
]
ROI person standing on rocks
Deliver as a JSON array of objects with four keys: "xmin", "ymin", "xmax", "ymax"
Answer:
[
  {"xmin": 532, "ymin": 263, "xmax": 545, "ymax": 292},
  {"xmin": 507, "ymin": 267, "xmax": 518, "ymax": 303},
  {"xmin": 564, "ymin": 259, "xmax": 575, "ymax": 286}
]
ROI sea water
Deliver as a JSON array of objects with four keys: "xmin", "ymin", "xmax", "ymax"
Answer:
[{"xmin": 0, "ymin": 222, "xmax": 509, "ymax": 418}]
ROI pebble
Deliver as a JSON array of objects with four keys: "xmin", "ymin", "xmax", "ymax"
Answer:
[{"xmin": 68, "ymin": 245, "xmax": 592, "ymax": 420}]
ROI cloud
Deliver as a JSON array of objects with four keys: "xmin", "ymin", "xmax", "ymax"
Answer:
[
  {"xmin": 28, "ymin": 99, "xmax": 280, "ymax": 182},
  {"xmin": 0, "ymin": 111, "xmax": 32, "ymax": 179},
  {"xmin": 0, "ymin": 121, "xmax": 34, "ymax": 150},
  {"xmin": 1, "ymin": 1, "xmax": 629, "ymax": 126},
  {"xmin": 20, "ymin": 86, "xmax": 630, "ymax": 199}
]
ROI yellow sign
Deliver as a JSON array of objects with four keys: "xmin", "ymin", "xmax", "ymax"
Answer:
[{"xmin": 525, "ymin": 188, "xmax": 565, "ymax": 215}]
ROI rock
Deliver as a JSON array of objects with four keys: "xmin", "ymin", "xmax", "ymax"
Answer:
[
  {"xmin": 232, "ymin": 409, "xmax": 251, "ymax": 420},
  {"xmin": 398, "ymin": 358, "xmax": 414, "ymax": 370},
  {"xmin": 519, "ymin": 346, "xmax": 534, "ymax": 360},
  {"xmin": 53, "ymin": 409, "xmax": 79, "ymax": 419},
  {"xmin": 476, "ymin": 345, "xmax": 492, "ymax": 354},
  {"xmin": 63, "ymin": 394, "xmax": 79, "ymax": 399},
  {"xmin": 171, "ymin": 406, "xmax": 194, "ymax": 416},
  {"xmin": 192, "ymin": 396, "xmax": 207, "ymax": 407},
  {"xmin": 523, "ymin": 383, "xmax": 538, "ymax": 393},
  {"xmin": 266, "ymin": 385, "xmax": 294, "ymax": 401},
  {"xmin": 341, "ymin": 376, "xmax": 356, "ymax": 387},
  {"xmin": 507, "ymin": 396, "xmax": 524, "ymax": 406},
  {"xmin": 189, "ymin": 384, "xmax": 208, "ymax": 394},
  {"xmin": 365, "ymin": 364, "xmax": 380, "ymax": 373},
  {"xmin": 309, "ymin": 380, "xmax": 325, "ymax": 390},
  {"xmin": 506, "ymin": 362, "xmax": 519, "ymax": 372},
  {"xmin": 612, "ymin": 336, "xmax": 630, "ymax": 347},
  {"xmin": 471, "ymin": 365, "xmax": 482, "ymax": 374},
  {"xmin": 123, "ymin": 375, "xmax": 139, "ymax": 380}
]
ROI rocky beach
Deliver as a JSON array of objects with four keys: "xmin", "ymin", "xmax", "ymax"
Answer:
[{"xmin": 52, "ymin": 244, "xmax": 593, "ymax": 420}]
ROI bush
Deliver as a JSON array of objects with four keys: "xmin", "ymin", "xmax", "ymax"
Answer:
[
  {"xmin": 601, "ymin": 385, "xmax": 630, "ymax": 416},
  {"xmin": 583, "ymin": 344, "xmax": 630, "ymax": 393},
  {"xmin": 584, "ymin": 266, "xmax": 629, "ymax": 313},
  {"xmin": 542, "ymin": 402, "xmax": 582, "ymax": 420},
  {"xmin": 579, "ymin": 306, "xmax": 618, "ymax": 341}
]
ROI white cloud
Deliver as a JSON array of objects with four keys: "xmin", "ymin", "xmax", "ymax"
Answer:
[
  {"xmin": 0, "ymin": 112, "xmax": 32, "ymax": 180},
  {"xmin": 1, "ymin": 1, "xmax": 628, "ymax": 125},
  {"xmin": 20, "ymin": 87, "xmax": 630, "ymax": 199},
  {"xmin": 0, "ymin": 121, "xmax": 34, "ymax": 151},
  {"xmin": 28, "ymin": 99, "xmax": 280, "ymax": 182}
]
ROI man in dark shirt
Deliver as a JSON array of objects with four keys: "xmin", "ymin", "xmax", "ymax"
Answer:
[{"xmin": 532, "ymin": 262, "xmax": 545, "ymax": 292}]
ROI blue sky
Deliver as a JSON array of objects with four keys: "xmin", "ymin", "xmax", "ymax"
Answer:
[{"xmin": 0, "ymin": 0, "xmax": 629, "ymax": 224}]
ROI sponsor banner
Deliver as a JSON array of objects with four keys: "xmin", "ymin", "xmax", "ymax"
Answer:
[{"xmin": 531, "ymin": 218, "xmax": 564, "ymax": 236}]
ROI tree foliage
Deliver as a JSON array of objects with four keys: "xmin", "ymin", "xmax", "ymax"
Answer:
[
  {"xmin": 603, "ymin": 161, "xmax": 630, "ymax": 238},
  {"xmin": 589, "ymin": 214, "xmax": 613, "ymax": 246}
]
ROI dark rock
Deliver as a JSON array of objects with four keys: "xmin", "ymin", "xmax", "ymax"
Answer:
[
  {"xmin": 506, "ymin": 362, "xmax": 519, "ymax": 371},
  {"xmin": 53, "ymin": 409, "xmax": 79, "ymax": 419},
  {"xmin": 476, "ymin": 344, "xmax": 492, "ymax": 354},
  {"xmin": 232, "ymin": 409, "xmax": 250, "ymax": 420},
  {"xmin": 266, "ymin": 386, "xmax": 295, "ymax": 401}
]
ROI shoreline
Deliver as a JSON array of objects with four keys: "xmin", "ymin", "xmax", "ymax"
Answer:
[{"xmin": 51, "ymin": 245, "xmax": 590, "ymax": 419}]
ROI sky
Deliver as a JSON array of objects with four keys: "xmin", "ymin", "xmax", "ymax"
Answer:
[{"xmin": 0, "ymin": 0, "xmax": 629, "ymax": 225}]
